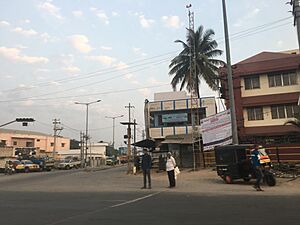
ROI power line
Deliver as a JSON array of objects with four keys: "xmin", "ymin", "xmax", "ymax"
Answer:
[{"xmin": 0, "ymin": 59, "xmax": 170, "ymax": 103}]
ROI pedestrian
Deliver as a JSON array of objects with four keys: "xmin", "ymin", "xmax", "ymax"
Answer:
[
  {"xmin": 251, "ymin": 145, "xmax": 263, "ymax": 191},
  {"xmin": 166, "ymin": 152, "xmax": 176, "ymax": 188},
  {"xmin": 141, "ymin": 149, "xmax": 152, "ymax": 189}
]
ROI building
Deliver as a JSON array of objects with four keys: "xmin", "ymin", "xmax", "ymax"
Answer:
[
  {"xmin": 144, "ymin": 91, "xmax": 217, "ymax": 167},
  {"xmin": 0, "ymin": 128, "xmax": 70, "ymax": 157},
  {"xmin": 220, "ymin": 50, "xmax": 300, "ymax": 162}
]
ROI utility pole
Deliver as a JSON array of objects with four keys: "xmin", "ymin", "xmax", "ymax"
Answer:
[
  {"xmin": 75, "ymin": 100, "xmax": 101, "ymax": 167},
  {"xmin": 290, "ymin": 0, "xmax": 300, "ymax": 50},
  {"xmin": 105, "ymin": 115, "xmax": 124, "ymax": 149},
  {"xmin": 53, "ymin": 119, "xmax": 63, "ymax": 159},
  {"xmin": 80, "ymin": 131, "xmax": 84, "ymax": 167},
  {"xmin": 124, "ymin": 103, "xmax": 135, "ymax": 174},
  {"xmin": 222, "ymin": 0, "xmax": 239, "ymax": 145},
  {"xmin": 133, "ymin": 118, "xmax": 137, "ymax": 156}
]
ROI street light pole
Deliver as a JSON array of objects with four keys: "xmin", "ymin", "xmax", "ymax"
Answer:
[
  {"xmin": 75, "ymin": 100, "xmax": 101, "ymax": 167},
  {"xmin": 105, "ymin": 115, "xmax": 124, "ymax": 149},
  {"xmin": 222, "ymin": 0, "xmax": 239, "ymax": 144}
]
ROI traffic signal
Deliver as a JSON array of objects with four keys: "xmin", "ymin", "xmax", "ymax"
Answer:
[
  {"xmin": 16, "ymin": 118, "xmax": 35, "ymax": 122},
  {"xmin": 16, "ymin": 118, "xmax": 35, "ymax": 126}
]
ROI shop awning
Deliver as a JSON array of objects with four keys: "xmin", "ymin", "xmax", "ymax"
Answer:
[
  {"xmin": 132, "ymin": 139, "xmax": 156, "ymax": 148},
  {"xmin": 161, "ymin": 134, "xmax": 200, "ymax": 144}
]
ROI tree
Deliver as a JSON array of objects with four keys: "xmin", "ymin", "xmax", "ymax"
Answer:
[
  {"xmin": 284, "ymin": 112, "xmax": 300, "ymax": 128},
  {"xmin": 169, "ymin": 26, "xmax": 225, "ymax": 98}
]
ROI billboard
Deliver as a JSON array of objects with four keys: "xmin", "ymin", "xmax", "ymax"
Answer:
[
  {"xmin": 200, "ymin": 109, "xmax": 232, "ymax": 151},
  {"xmin": 162, "ymin": 113, "xmax": 188, "ymax": 123}
]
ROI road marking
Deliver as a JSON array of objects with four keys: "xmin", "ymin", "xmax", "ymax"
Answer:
[
  {"xmin": 110, "ymin": 191, "xmax": 164, "ymax": 208},
  {"xmin": 45, "ymin": 191, "xmax": 165, "ymax": 225}
]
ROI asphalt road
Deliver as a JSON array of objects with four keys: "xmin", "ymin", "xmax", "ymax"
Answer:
[{"xmin": 0, "ymin": 166, "xmax": 299, "ymax": 225}]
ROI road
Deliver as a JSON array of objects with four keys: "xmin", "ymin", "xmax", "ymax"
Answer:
[{"xmin": 0, "ymin": 166, "xmax": 299, "ymax": 225}]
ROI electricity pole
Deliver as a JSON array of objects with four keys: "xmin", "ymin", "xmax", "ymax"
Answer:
[
  {"xmin": 122, "ymin": 103, "xmax": 135, "ymax": 174},
  {"xmin": 105, "ymin": 115, "xmax": 124, "ymax": 149},
  {"xmin": 222, "ymin": 0, "xmax": 239, "ymax": 144},
  {"xmin": 290, "ymin": 0, "xmax": 300, "ymax": 50},
  {"xmin": 53, "ymin": 119, "xmax": 63, "ymax": 159}
]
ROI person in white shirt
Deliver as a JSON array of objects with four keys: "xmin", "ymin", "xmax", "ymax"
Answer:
[{"xmin": 166, "ymin": 152, "xmax": 176, "ymax": 188}]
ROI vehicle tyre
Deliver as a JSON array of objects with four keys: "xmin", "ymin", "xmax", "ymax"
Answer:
[
  {"xmin": 224, "ymin": 175, "xmax": 233, "ymax": 184},
  {"xmin": 24, "ymin": 167, "xmax": 30, "ymax": 173},
  {"xmin": 66, "ymin": 165, "xmax": 70, "ymax": 170},
  {"xmin": 265, "ymin": 174, "xmax": 276, "ymax": 186}
]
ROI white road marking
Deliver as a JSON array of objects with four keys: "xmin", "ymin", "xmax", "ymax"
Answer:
[{"xmin": 45, "ymin": 191, "xmax": 165, "ymax": 225}]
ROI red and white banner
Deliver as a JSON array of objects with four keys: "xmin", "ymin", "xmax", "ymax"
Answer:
[{"xmin": 200, "ymin": 109, "xmax": 232, "ymax": 151}]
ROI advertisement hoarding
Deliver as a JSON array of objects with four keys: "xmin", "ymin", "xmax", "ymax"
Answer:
[{"xmin": 200, "ymin": 109, "xmax": 232, "ymax": 151}]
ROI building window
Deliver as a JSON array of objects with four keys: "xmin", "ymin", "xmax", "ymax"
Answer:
[
  {"xmin": 61, "ymin": 143, "xmax": 65, "ymax": 147},
  {"xmin": 0, "ymin": 140, "xmax": 6, "ymax": 147},
  {"xmin": 244, "ymin": 76, "xmax": 260, "ymax": 90},
  {"xmin": 13, "ymin": 141, "xmax": 17, "ymax": 145},
  {"xmin": 51, "ymin": 142, "xmax": 54, "ymax": 147},
  {"xmin": 26, "ymin": 142, "xmax": 33, "ymax": 147},
  {"xmin": 37, "ymin": 139, "xmax": 40, "ymax": 142},
  {"xmin": 247, "ymin": 107, "xmax": 264, "ymax": 121},
  {"xmin": 271, "ymin": 104, "xmax": 299, "ymax": 119},
  {"xmin": 268, "ymin": 71, "xmax": 297, "ymax": 87}
]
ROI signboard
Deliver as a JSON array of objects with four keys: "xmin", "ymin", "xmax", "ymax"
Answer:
[
  {"xmin": 162, "ymin": 113, "xmax": 188, "ymax": 123},
  {"xmin": 200, "ymin": 109, "xmax": 232, "ymax": 151}
]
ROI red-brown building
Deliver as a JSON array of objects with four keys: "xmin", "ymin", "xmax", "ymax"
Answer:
[{"xmin": 220, "ymin": 50, "xmax": 300, "ymax": 162}]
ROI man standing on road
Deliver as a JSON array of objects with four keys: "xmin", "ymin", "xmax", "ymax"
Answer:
[
  {"xmin": 251, "ymin": 145, "xmax": 263, "ymax": 191},
  {"xmin": 141, "ymin": 149, "xmax": 152, "ymax": 189},
  {"xmin": 166, "ymin": 152, "xmax": 176, "ymax": 188}
]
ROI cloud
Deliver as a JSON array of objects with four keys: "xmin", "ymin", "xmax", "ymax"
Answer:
[
  {"xmin": 0, "ymin": 20, "xmax": 10, "ymax": 27},
  {"xmin": 90, "ymin": 7, "xmax": 109, "ymax": 25},
  {"xmin": 101, "ymin": 46, "xmax": 112, "ymax": 51},
  {"xmin": 234, "ymin": 8, "xmax": 260, "ymax": 27},
  {"xmin": 69, "ymin": 35, "xmax": 92, "ymax": 53},
  {"xmin": 112, "ymin": 11, "xmax": 119, "ymax": 17},
  {"xmin": 139, "ymin": 15, "xmax": 154, "ymax": 28},
  {"xmin": 38, "ymin": 1, "xmax": 64, "ymax": 20},
  {"xmin": 87, "ymin": 55, "xmax": 116, "ymax": 66},
  {"xmin": 13, "ymin": 27, "xmax": 38, "ymax": 36},
  {"xmin": 161, "ymin": 16, "xmax": 181, "ymax": 29},
  {"xmin": 72, "ymin": 10, "xmax": 83, "ymax": 18},
  {"xmin": 138, "ymin": 88, "xmax": 151, "ymax": 97},
  {"xmin": 63, "ymin": 66, "xmax": 81, "ymax": 74},
  {"xmin": 125, "ymin": 73, "xmax": 133, "ymax": 80},
  {"xmin": 114, "ymin": 61, "xmax": 129, "ymax": 70},
  {"xmin": 147, "ymin": 77, "xmax": 165, "ymax": 85},
  {"xmin": 133, "ymin": 47, "xmax": 147, "ymax": 57},
  {"xmin": 277, "ymin": 40, "xmax": 283, "ymax": 47},
  {"xmin": 0, "ymin": 46, "xmax": 49, "ymax": 64},
  {"xmin": 20, "ymin": 19, "xmax": 31, "ymax": 24}
]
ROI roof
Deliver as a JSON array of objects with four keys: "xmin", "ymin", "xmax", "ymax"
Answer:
[
  {"xmin": 132, "ymin": 139, "xmax": 156, "ymax": 148},
  {"xmin": 220, "ymin": 50, "xmax": 300, "ymax": 77},
  {"xmin": 0, "ymin": 128, "xmax": 53, "ymax": 137}
]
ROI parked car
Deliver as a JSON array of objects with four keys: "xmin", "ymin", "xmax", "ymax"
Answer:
[
  {"xmin": 106, "ymin": 157, "xmax": 117, "ymax": 166},
  {"xmin": 21, "ymin": 160, "xmax": 40, "ymax": 173},
  {"xmin": 11, "ymin": 160, "xmax": 25, "ymax": 172},
  {"xmin": 29, "ymin": 157, "xmax": 54, "ymax": 171},
  {"xmin": 57, "ymin": 159, "xmax": 81, "ymax": 170}
]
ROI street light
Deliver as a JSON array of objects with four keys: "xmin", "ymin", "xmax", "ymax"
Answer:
[
  {"xmin": 75, "ymin": 100, "xmax": 101, "ymax": 167},
  {"xmin": 105, "ymin": 115, "xmax": 124, "ymax": 149}
]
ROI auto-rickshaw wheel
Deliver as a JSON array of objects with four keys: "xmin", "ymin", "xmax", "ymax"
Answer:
[{"xmin": 224, "ymin": 175, "xmax": 232, "ymax": 184}]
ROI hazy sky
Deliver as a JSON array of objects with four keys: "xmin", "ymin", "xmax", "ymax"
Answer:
[{"xmin": 0, "ymin": 0, "xmax": 297, "ymax": 148}]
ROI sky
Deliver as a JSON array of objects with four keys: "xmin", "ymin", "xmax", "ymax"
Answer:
[{"xmin": 0, "ymin": 0, "xmax": 298, "ymax": 148}]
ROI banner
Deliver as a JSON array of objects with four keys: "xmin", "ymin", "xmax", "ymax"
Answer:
[
  {"xmin": 162, "ymin": 113, "xmax": 188, "ymax": 123},
  {"xmin": 200, "ymin": 109, "xmax": 232, "ymax": 151}
]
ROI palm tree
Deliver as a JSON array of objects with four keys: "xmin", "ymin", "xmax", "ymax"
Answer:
[
  {"xmin": 284, "ymin": 112, "xmax": 300, "ymax": 128},
  {"xmin": 169, "ymin": 26, "xmax": 225, "ymax": 98}
]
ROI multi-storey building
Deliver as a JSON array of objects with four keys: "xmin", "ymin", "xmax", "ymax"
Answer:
[
  {"xmin": 0, "ymin": 128, "xmax": 70, "ymax": 156},
  {"xmin": 220, "ymin": 50, "xmax": 300, "ymax": 162},
  {"xmin": 144, "ymin": 91, "xmax": 217, "ymax": 167}
]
